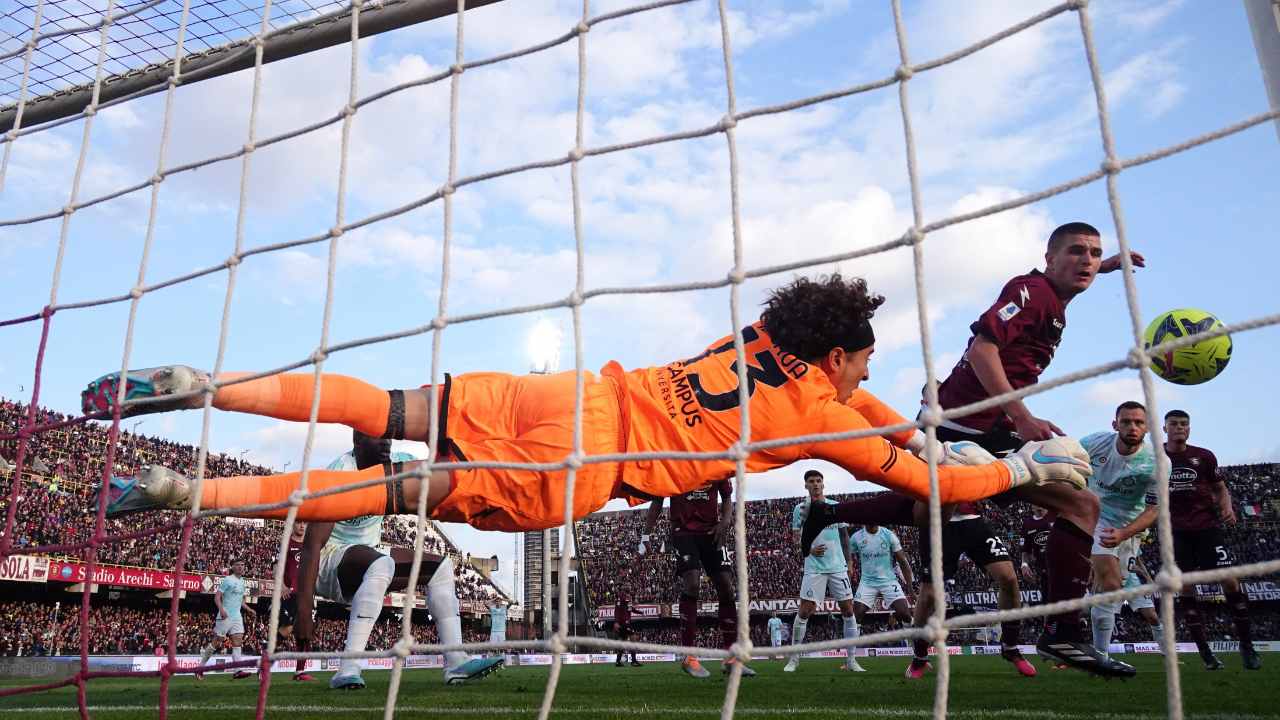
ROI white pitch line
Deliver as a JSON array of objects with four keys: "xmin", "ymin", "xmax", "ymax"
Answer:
[{"xmin": 3, "ymin": 707, "xmax": 1277, "ymax": 719}]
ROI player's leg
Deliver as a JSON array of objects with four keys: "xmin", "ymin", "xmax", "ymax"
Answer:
[
  {"xmin": 1088, "ymin": 552, "xmax": 1125, "ymax": 659},
  {"xmin": 905, "ymin": 580, "xmax": 935, "ymax": 679},
  {"xmin": 396, "ymin": 550, "xmax": 505, "ymax": 684},
  {"xmin": 82, "ymin": 367, "xmax": 436, "ymax": 441},
  {"xmin": 837, "ymin": 596, "xmax": 864, "ymax": 672},
  {"xmin": 329, "ymin": 545, "xmax": 395, "ymax": 690},
  {"xmin": 1173, "ymin": 530, "xmax": 1222, "ymax": 669},
  {"xmin": 228, "ymin": 629, "xmax": 253, "ymax": 680},
  {"xmin": 1014, "ymin": 484, "xmax": 1098, "ymax": 647},
  {"xmin": 672, "ymin": 533, "xmax": 711, "ymax": 679},
  {"xmin": 888, "ymin": 597, "xmax": 913, "ymax": 625},
  {"xmin": 785, "ymin": 595, "xmax": 819, "ymax": 672},
  {"xmin": 1213, "ymin": 538, "xmax": 1261, "ymax": 670},
  {"xmin": 197, "ymin": 626, "xmax": 225, "ymax": 677},
  {"xmin": 972, "ymin": 521, "xmax": 1035, "ymax": 678},
  {"xmin": 906, "ymin": 521, "xmax": 958, "ymax": 678}
]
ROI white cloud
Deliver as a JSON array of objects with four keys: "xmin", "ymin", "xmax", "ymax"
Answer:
[{"xmin": 1080, "ymin": 375, "xmax": 1182, "ymax": 421}]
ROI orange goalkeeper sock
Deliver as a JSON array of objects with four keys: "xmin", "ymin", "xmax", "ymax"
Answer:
[
  {"xmin": 212, "ymin": 373, "xmax": 391, "ymax": 438},
  {"xmin": 200, "ymin": 465, "xmax": 395, "ymax": 521}
]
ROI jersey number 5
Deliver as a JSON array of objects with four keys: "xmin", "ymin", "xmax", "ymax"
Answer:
[{"xmin": 684, "ymin": 326, "xmax": 789, "ymax": 411}]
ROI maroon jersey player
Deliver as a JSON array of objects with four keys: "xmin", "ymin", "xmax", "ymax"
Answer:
[
  {"xmin": 277, "ymin": 522, "xmax": 315, "ymax": 681},
  {"xmin": 1019, "ymin": 507, "xmax": 1054, "ymax": 586},
  {"xmin": 640, "ymin": 479, "xmax": 755, "ymax": 678},
  {"xmin": 612, "ymin": 596, "xmax": 640, "ymax": 667},
  {"xmin": 1164, "ymin": 409, "xmax": 1261, "ymax": 671},
  {"xmin": 929, "ymin": 222, "xmax": 1143, "ymax": 677}
]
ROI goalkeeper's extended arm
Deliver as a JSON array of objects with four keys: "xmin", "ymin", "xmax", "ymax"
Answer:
[{"xmin": 639, "ymin": 498, "xmax": 664, "ymax": 556}]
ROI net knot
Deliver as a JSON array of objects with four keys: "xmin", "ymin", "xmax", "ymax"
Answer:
[
  {"xmin": 728, "ymin": 640, "xmax": 751, "ymax": 663},
  {"xmin": 895, "ymin": 64, "xmax": 914, "ymax": 81},
  {"xmin": 225, "ymin": 254, "xmax": 241, "ymax": 268},
  {"xmin": 906, "ymin": 226, "xmax": 925, "ymax": 245},
  {"xmin": 450, "ymin": 63, "xmax": 464, "ymax": 76},
  {"xmin": 727, "ymin": 268, "xmax": 746, "ymax": 285},
  {"xmin": 6, "ymin": 130, "xmax": 18, "ymax": 142},
  {"xmin": 440, "ymin": 183, "xmax": 456, "ymax": 197},
  {"xmin": 243, "ymin": 142, "xmax": 256, "ymax": 154},
  {"xmin": 329, "ymin": 226, "xmax": 344, "ymax": 238},
  {"xmin": 565, "ymin": 452, "xmax": 584, "ymax": 470},
  {"xmin": 167, "ymin": 77, "xmax": 180, "ymax": 88},
  {"xmin": 576, "ymin": 21, "xmax": 590, "ymax": 35},
  {"xmin": 918, "ymin": 407, "xmax": 942, "ymax": 428},
  {"xmin": 925, "ymin": 615, "xmax": 948, "ymax": 643},
  {"xmin": 344, "ymin": 103, "xmax": 357, "ymax": 118},
  {"xmin": 62, "ymin": 205, "xmax": 75, "ymax": 217},
  {"xmin": 151, "ymin": 173, "xmax": 164, "ymax": 186},
  {"xmin": 568, "ymin": 147, "xmax": 585, "ymax": 162},
  {"xmin": 288, "ymin": 489, "xmax": 307, "ymax": 507},
  {"xmin": 392, "ymin": 638, "xmax": 412, "ymax": 658},
  {"xmin": 1070, "ymin": 0, "xmax": 1089, "ymax": 9},
  {"xmin": 719, "ymin": 114, "xmax": 737, "ymax": 131},
  {"xmin": 129, "ymin": 286, "xmax": 143, "ymax": 300},
  {"xmin": 1125, "ymin": 346, "xmax": 1146, "ymax": 369},
  {"xmin": 431, "ymin": 316, "xmax": 448, "ymax": 330},
  {"xmin": 550, "ymin": 634, "xmax": 568, "ymax": 654},
  {"xmin": 311, "ymin": 347, "xmax": 328, "ymax": 363},
  {"xmin": 726, "ymin": 442, "xmax": 748, "ymax": 462},
  {"xmin": 1101, "ymin": 157, "xmax": 1122, "ymax": 175},
  {"xmin": 567, "ymin": 290, "xmax": 584, "ymax": 307},
  {"xmin": 1156, "ymin": 567, "xmax": 1181, "ymax": 592}
]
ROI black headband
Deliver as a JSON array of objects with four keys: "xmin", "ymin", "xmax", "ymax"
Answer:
[{"xmin": 843, "ymin": 319, "xmax": 875, "ymax": 352}]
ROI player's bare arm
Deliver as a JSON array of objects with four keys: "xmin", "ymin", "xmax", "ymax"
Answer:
[
  {"xmin": 1135, "ymin": 556, "xmax": 1155, "ymax": 585},
  {"xmin": 1098, "ymin": 250, "xmax": 1146, "ymax": 274},
  {"xmin": 839, "ymin": 526, "xmax": 852, "ymax": 568},
  {"xmin": 715, "ymin": 485, "xmax": 733, "ymax": 547},
  {"xmin": 967, "ymin": 336, "xmax": 1063, "ymax": 441},
  {"xmin": 1100, "ymin": 505, "xmax": 1158, "ymax": 548},
  {"xmin": 639, "ymin": 498, "xmax": 663, "ymax": 555},
  {"xmin": 215, "ymin": 589, "xmax": 226, "ymax": 619},
  {"xmin": 894, "ymin": 549, "xmax": 915, "ymax": 595},
  {"xmin": 1212, "ymin": 481, "xmax": 1237, "ymax": 525},
  {"xmin": 294, "ymin": 521, "xmax": 334, "ymax": 642},
  {"xmin": 1019, "ymin": 549, "xmax": 1036, "ymax": 583}
]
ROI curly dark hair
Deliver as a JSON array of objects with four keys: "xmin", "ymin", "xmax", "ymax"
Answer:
[{"xmin": 760, "ymin": 273, "xmax": 885, "ymax": 361}]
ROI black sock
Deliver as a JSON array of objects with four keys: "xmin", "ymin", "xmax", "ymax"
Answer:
[{"xmin": 1226, "ymin": 591, "xmax": 1254, "ymax": 652}]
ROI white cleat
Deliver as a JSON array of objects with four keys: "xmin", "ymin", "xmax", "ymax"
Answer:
[
  {"xmin": 783, "ymin": 656, "xmax": 799, "ymax": 673},
  {"xmin": 97, "ymin": 465, "xmax": 195, "ymax": 518},
  {"xmin": 842, "ymin": 658, "xmax": 866, "ymax": 672}
]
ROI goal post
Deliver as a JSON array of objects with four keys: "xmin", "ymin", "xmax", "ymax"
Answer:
[
  {"xmin": 0, "ymin": 0, "xmax": 505, "ymax": 134},
  {"xmin": 1245, "ymin": 0, "xmax": 1280, "ymax": 141}
]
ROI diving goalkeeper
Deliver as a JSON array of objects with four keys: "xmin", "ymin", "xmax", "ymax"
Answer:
[{"xmin": 87, "ymin": 275, "xmax": 1091, "ymax": 530}]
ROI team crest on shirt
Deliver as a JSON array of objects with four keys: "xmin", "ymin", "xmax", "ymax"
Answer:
[{"xmin": 997, "ymin": 302, "xmax": 1021, "ymax": 322}]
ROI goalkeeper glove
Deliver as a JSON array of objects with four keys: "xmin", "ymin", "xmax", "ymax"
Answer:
[
  {"xmin": 940, "ymin": 440, "xmax": 997, "ymax": 466},
  {"xmin": 1000, "ymin": 438, "xmax": 1092, "ymax": 490}
]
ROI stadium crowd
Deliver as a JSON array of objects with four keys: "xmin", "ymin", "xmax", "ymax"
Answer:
[{"xmin": 0, "ymin": 397, "xmax": 510, "ymax": 603}]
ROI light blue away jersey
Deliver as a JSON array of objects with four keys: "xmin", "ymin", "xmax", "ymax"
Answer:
[
  {"xmin": 792, "ymin": 499, "xmax": 846, "ymax": 575},
  {"xmin": 325, "ymin": 450, "xmax": 418, "ymax": 547},
  {"xmin": 851, "ymin": 527, "xmax": 902, "ymax": 585},
  {"xmin": 1082, "ymin": 431, "xmax": 1157, "ymax": 529},
  {"xmin": 767, "ymin": 617, "xmax": 783, "ymax": 637},
  {"xmin": 490, "ymin": 606, "xmax": 508, "ymax": 634},
  {"xmin": 218, "ymin": 574, "xmax": 246, "ymax": 620}
]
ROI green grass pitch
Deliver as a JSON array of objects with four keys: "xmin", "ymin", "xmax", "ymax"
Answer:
[{"xmin": 1, "ymin": 655, "xmax": 1276, "ymax": 719}]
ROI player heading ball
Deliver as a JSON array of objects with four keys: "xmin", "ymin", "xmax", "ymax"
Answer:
[{"xmin": 87, "ymin": 274, "xmax": 1092, "ymax": 534}]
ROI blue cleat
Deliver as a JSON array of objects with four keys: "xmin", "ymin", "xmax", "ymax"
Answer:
[
  {"xmin": 95, "ymin": 466, "xmax": 194, "ymax": 518},
  {"xmin": 82, "ymin": 366, "xmax": 210, "ymax": 418},
  {"xmin": 330, "ymin": 672, "xmax": 366, "ymax": 690},
  {"xmin": 444, "ymin": 656, "xmax": 504, "ymax": 685}
]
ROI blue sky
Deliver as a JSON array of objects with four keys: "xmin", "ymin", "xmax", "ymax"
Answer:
[{"xmin": 1, "ymin": 0, "xmax": 1277, "ymax": 598}]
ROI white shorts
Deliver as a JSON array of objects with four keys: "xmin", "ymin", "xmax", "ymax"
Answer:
[
  {"xmin": 800, "ymin": 572, "xmax": 853, "ymax": 603},
  {"xmin": 490, "ymin": 631, "xmax": 506, "ymax": 644},
  {"xmin": 214, "ymin": 616, "xmax": 244, "ymax": 637},
  {"xmin": 854, "ymin": 582, "xmax": 906, "ymax": 609},
  {"xmin": 770, "ymin": 633, "xmax": 783, "ymax": 647},
  {"xmin": 1091, "ymin": 531, "xmax": 1139, "ymax": 571}
]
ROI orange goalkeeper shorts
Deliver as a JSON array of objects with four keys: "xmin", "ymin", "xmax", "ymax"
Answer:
[{"xmin": 429, "ymin": 370, "xmax": 625, "ymax": 532}]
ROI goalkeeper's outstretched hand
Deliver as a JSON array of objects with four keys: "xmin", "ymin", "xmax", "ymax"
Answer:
[{"xmin": 1000, "ymin": 438, "xmax": 1092, "ymax": 490}]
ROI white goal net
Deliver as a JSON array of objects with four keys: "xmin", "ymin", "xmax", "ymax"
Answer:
[{"xmin": 1, "ymin": 2, "xmax": 1279, "ymax": 720}]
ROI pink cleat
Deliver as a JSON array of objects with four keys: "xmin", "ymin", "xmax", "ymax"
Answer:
[{"xmin": 904, "ymin": 658, "xmax": 932, "ymax": 679}]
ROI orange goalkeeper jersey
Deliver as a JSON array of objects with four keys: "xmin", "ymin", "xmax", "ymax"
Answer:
[{"xmin": 603, "ymin": 322, "xmax": 1011, "ymax": 504}]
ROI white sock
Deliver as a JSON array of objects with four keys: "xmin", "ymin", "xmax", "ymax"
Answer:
[
  {"xmin": 231, "ymin": 645, "xmax": 242, "ymax": 663},
  {"xmin": 428, "ymin": 557, "xmax": 468, "ymax": 669},
  {"xmin": 1152, "ymin": 623, "xmax": 1165, "ymax": 652},
  {"xmin": 791, "ymin": 616, "xmax": 808, "ymax": 658},
  {"xmin": 1090, "ymin": 601, "xmax": 1119, "ymax": 657},
  {"xmin": 199, "ymin": 643, "xmax": 216, "ymax": 665},
  {"xmin": 341, "ymin": 554, "xmax": 395, "ymax": 678},
  {"xmin": 843, "ymin": 615, "xmax": 860, "ymax": 667}
]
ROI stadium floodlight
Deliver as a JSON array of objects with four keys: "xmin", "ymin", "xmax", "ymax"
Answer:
[{"xmin": 527, "ymin": 316, "xmax": 562, "ymax": 375}]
